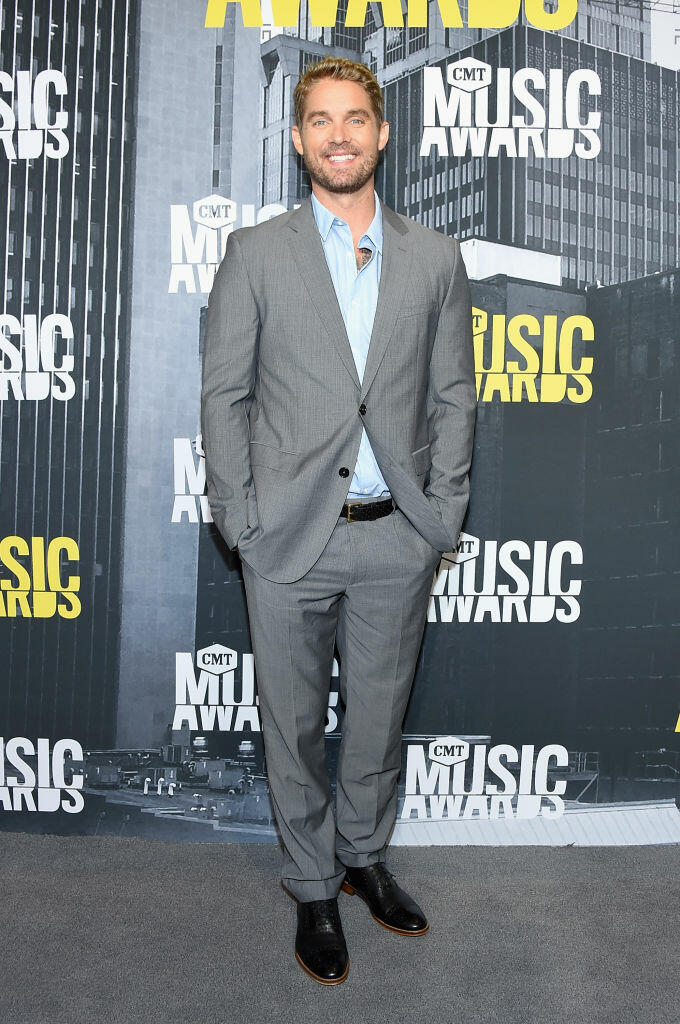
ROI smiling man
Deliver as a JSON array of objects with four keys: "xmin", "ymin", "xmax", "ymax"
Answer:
[{"xmin": 201, "ymin": 57, "xmax": 476, "ymax": 985}]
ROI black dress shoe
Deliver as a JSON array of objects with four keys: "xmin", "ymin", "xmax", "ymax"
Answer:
[
  {"xmin": 290, "ymin": 894, "xmax": 350, "ymax": 984},
  {"xmin": 341, "ymin": 863, "xmax": 429, "ymax": 935}
]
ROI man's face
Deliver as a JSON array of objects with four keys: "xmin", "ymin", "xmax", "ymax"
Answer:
[{"xmin": 291, "ymin": 77, "xmax": 389, "ymax": 195}]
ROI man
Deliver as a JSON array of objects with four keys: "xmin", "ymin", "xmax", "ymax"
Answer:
[{"xmin": 201, "ymin": 56, "xmax": 476, "ymax": 985}]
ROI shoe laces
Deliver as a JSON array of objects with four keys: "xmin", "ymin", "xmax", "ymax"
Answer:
[
  {"xmin": 359, "ymin": 862, "xmax": 399, "ymax": 899},
  {"xmin": 301, "ymin": 897, "xmax": 342, "ymax": 933}
]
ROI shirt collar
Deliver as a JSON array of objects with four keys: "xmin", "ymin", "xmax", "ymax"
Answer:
[{"xmin": 311, "ymin": 188, "xmax": 383, "ymax": 254}]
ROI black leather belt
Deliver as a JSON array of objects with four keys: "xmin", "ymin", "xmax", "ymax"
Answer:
[{"xmin": 340, "ymin": 497, "xmax": 395, "ymax": 522}]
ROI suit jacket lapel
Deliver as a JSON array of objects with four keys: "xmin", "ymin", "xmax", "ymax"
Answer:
[
  {"xmin": 286, "ymin": 197, "xmax": 360, "ymax": 389},
  {"xmin": 286, "ymin": 195, "xmax": 412, "ymax": 400},
  {"xmin": 360, "ymin": 199, "xmax": 411, "ymax": 403}
]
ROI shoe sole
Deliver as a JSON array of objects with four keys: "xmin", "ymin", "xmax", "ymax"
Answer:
[
  {"xmin": 294, "ymin": 949, "xmax": 350, "ymax": 985},
  {"xmin": 340, "ymin": 880, "xmax": 430, "ymax": 936},
  {"xmin": 282, "ymin": 882, "xmax": 350, "ymax": 984}
]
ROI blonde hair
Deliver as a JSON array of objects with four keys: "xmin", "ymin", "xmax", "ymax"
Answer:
[{"xmin": 293, "ymin": 56, "xmax": 383, "ymax": 129}]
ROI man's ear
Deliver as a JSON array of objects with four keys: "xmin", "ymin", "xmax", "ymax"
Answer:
[
  {"xmin": 378, "ymin": 120, "xmax": 389, "ymax": 152},
  {"xmin": 291, "ymin": 124, "xmax": 303, "ymax": 156}
]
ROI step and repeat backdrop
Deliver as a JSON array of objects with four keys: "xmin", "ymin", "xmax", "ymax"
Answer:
[{"xmin": 1, "ymin": 0, "xmax": 679, "ymax": 846}]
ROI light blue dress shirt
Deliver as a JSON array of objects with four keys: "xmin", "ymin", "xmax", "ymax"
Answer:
[{"xmin": 310, "ymin": 189, "xmax": 391, "ymax": 501}]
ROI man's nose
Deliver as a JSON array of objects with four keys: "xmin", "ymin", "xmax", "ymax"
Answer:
[{"xmin": 329, "ymin": 124, "xmax": 350, "ymax": 145}]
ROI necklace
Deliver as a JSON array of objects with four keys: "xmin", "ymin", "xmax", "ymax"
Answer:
[{"xmin": 355, "ymin": 246, "xmax": 372, "ymax": 271}]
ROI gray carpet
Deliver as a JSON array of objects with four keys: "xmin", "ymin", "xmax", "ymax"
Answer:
[{"xmin": 1, "ymin": 832, "xmax": 678, "ymax": 1024}]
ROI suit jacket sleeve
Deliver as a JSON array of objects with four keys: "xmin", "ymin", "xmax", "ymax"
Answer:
[
  {"xmin": 200, "ymin": 230, "xmax": 259, "ymax": 551},
  {"xmin": 424, "ymin": 237, "xmax": 477, "ymax": 548}
]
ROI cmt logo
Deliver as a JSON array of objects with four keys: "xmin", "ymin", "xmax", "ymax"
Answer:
[
  {"xmin": 172, "ymin": 435, "xmax": 212, "ymax": 524},
  {"xmin": 448, "ymin": 59, "xmax": 492, "ymax": 89},
  {"xmin": 195, "ymin": 198, "xmax": 233, "ymax": 224},
  {"xmin": 168, "ymin": 195, "xmax": 291, "ymax": 294},
  {"xmin": 0, "ymin": 537, "xmax": 80, "ymax": 619},
  {"xmin": 472, "ymin": 307, "xmax": 594, "ymax": 404},
  {"xmin": 197, "ymin": 644, "xmax": 238, "ymax": 672},
  {"xmin": 429, "ymin": 736, "xmax": 468, "ymax": 766},
  {"xmin": 0, "ymin": 70, "xmax": 69, "ymax": 160},
  {"xmin": 0, "ymin": 315, "xmax": 76, "ymax": 402},
  {"xmin": 204, "ymin": 0, "xmax": 578, "ymax": 30},
  {"xmin": 421, "ymin": 59, "xmax": 600, "ymax": 160}
]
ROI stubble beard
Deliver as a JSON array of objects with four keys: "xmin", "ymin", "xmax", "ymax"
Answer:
[{"xmin": 303, "ymin": 146, "xmax": 379, "ymax": 195}]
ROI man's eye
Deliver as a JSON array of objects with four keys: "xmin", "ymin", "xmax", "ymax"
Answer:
[{"xmin": 311, "ymin": 118, "xmax": 363, "ymax": 126}]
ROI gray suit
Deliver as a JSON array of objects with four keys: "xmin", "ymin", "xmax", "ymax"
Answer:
[
  {"xmin": 201, "ymin": 194, "xmax": 476, "ymax": 900},
  {"xmin": 201, "ymin": 195, "xmax": 476, "ymax": 584}
]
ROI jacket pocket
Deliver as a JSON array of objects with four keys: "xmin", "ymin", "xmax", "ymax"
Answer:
[
  {"xmin": 246, "ymin": 487, "xmax": 258, "ymax": 528},
  {"xmin": 396, "ymin": 306, "xmax": 430, "ymax": 319},
  {"xmin": 249, "ymin": 440, "xmax": 299, "ymax": 472},
  {"xmin": 411, "ymin": 442, "xmax": 432, "ymax": 476}
]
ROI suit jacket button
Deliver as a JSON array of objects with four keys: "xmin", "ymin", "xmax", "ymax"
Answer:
[
  {"xmin": 359, "ymin": 403, "xmax": 367, "ymax": 415},
  {"xmin": 339, "ymin": 467, "xmax": 349, "ymax": 477}
]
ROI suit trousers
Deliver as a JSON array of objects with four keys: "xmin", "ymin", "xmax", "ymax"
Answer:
[{"xmin": 239, "ymin": 497, "xmax": 442, "ymax": 902}]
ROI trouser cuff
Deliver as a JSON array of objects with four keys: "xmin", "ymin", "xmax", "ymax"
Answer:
[
  {"xmin": 336, "ymin": 849, "xmax": 387, "ymax": 868},
  {"xmin": 282, "ymin": 872, "xmax": 345, "ymax": 902}
]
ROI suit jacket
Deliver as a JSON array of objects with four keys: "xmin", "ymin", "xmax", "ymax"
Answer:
[{"xmin": 200, "ymin": 194, "xmax": 477, "ymax": 584}]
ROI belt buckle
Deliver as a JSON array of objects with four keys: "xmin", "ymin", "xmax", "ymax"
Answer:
[{"xmin": 346, "ymin": 500, "xmax": 363, "ymax": 523}]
